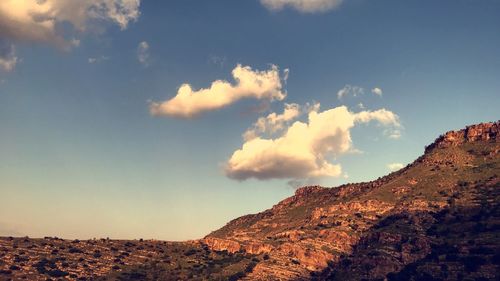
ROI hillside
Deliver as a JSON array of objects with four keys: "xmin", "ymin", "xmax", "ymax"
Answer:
[
  {"xmin": 0, "ymin": 121, "xmax": 498, "ymax": 281},
  {"xmin": 203, "ymin": 121, "xmax": 499, "ymax": 280}
]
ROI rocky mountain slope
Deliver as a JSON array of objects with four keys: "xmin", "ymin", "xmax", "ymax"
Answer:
[
  {"xmin": 204, "ymin": 121, "xmax": 499, "ymax": 280},
  {"xmin": 1, "ymin": 121, "xmax": 498, "ymax": 281}
]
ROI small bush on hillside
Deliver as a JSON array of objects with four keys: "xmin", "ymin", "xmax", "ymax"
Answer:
[{"xmin": 463, "ymin": 256, "xmax": 487, "ymax": 272}]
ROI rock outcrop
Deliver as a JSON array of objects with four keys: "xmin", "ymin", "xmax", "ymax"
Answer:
[{"xmin": 425, "ymin": 121, "xmax": 499, "ymax": 153}]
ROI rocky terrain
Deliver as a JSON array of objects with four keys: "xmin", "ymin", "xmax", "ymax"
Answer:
[
  {"xmin": 0, "ymin": 237, "xmax": 261, "ymax": 281},
  {"xmin": 204, "ymin": 121, "xmax": 500, "ymax": 280},
  {"xmin": 0, "ymin": 121, "xmax": 498, "ymax": 280}
]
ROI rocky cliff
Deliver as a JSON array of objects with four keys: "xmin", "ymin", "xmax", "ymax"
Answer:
[{"xmin": 425, "ymin": 121, "xmax": 499, "ymax": 153}]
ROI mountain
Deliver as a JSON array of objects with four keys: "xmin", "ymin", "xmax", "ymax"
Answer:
[
  {"xmin": 0, "ymin": 121, "xmax": 498, "ymax": 281},
  {"xmin": 203, "ymin": 121, "xmax": 499, "ymax": 280}
]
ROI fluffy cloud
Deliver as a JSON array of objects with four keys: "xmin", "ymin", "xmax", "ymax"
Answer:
[
  {"xmin": 137, "ymin": 41, "xmax": 150, "ymax": 66},
  {"xmin": 0, "ymin": 0, "xmax": 140, "ymax": 71},
  {"xmin": 150, "ymin": 64, "xmax": 288, "ymax": 118},
  {"xmin": 225, "ymin": 105, "xmax": 401, "ymax": 180},
  {"xmin": 387, "ymin": 163, "xmax": 404, "ymax": 171},
  {"xmin": 337, "ymin": 84, "xmax": 364, "ymax": 99},
  {"xmin": 355, "ymin": 109, "xmax": 402, "ymax": 139},
  {"xmin": 260, "ymin": 0, "xmax": 343, "ymax": 13},
  {"xmin": 0, "ymin": 0, "xmax": 140, "ymax": 48},
  {"xmin": 243, "ymin": 103, "xmax": 301, "ymax": 141},
  {"xmin": 0, "ymin": 41, "xmax": 18, "ymax": 72},
  {"xmin": 372, "ymin": 87, "xmax": 383, "ymax": 96},
  {"xmin": 353, "ymin": 108, "xmax": 400, "ymax": 127}
]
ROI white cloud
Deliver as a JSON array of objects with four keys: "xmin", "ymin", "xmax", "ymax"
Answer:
[
  {"xmin": 305, "ymin": 101, "xmax": 321, "ymax": 113},
  {"xmin": 0, "ymin": 41, "xmax": 18, "ymax": 72},
  {"xmin": 353, "ymin": 108, "xmax": 400, "ymax": 127},
  {"xmin": 337, "ymin": 84, "xmax": 364, "ymax": 99},
  {"xmin": 243, "ymin": 103, "xmax": 301, "ymax": 141},
  {"xmin": 0, "ymin": 0, "xmax": 140, "ymax": 71},
  {"xmin": 260, "ymin": 0, "xmax": 343, "ymax": 13},
  {"xmin": 88, "ymin": 55, "xmax": 109, "ymax": 64},
  {"xmin": 0, "ymin": 0, "xmax": 140, "ymax": 49},
  {"xmin": 208, "ymin": 55, "xmax": 227, "ymax": 68},
  {"xmin": 150, "ymin": 64, "xmax": 288, "ymax": 118},
  {"xmin": 387, "ymin": 129, "xmax": 402, "ymax": 139},
  {"xmin": 70, "ymin": 38, "xmax": 81, "ymax": 47},
  {"xmin": 225, "ymin": 105, "xmax": 401, "ymax": 180},
  {"xmin": 355, "ymin": 109, "xmax": 403, "ymax": 139},
  {"xmin": 387, "ymin": 163, "xmax": 404, "ymax": 172},
  {"xmin": 137, "ymin": 41, "xmax": 150, "ymax": 66},
  {"xmin": 372, "ymin": 87, "xmax": 383, "ymax": 96}
]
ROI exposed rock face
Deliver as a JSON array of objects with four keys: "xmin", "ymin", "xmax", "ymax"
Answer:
[
  {"xmin": 202, "ymin": 237, "xmax": 274, "ymax": 255},
  {"xmin": 244, "ymin": 243, "xmax": 274, "ymax": 255},
  {"xmin": 273, "ymin": 185, "xmax": 325, "ymax": 211},
  {"xmin": 204, "ymin": 121, "xmax": 500, "ymax": 281},
  {"xmin": 202, "ymin": 237, "xmax": 241, "ymax": 253},
  {"xmin": 425, "ymin": 121, "xmax": 499, "ymax": 153}
]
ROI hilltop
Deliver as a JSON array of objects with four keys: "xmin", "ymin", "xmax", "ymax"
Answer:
[{"xmin": 0, "ymin": 121, "xmax": 498, "ymax": 280}]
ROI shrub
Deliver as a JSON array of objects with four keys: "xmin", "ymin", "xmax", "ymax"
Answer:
[
  {"xmin": 184, "ymin": 249, "xmax": 197, "ymax": 256},
  {"xmin": 228, "ymin": 272, "xmax": 245, "ymax": 281},
  {"xmin": 47, "ymin": 269, "xmax": 69, "ymax": 278},
  {"xmin": 470, "ymin": 246, "xmax": 495, "ymax": 255},
  {"xmin": 68, "ymin": 247, "xmax": 83, "ymax": 254},
  {"xmin": 245, "ymin": 261, "xmax": 257, "ymax": 273},
  {"xmin": 491, "ymin": 253, "xmax": 500, "ymax": 265},
  {"xmin": 463, "ymin": 256, "xmax": 487, "ymax": 272}
]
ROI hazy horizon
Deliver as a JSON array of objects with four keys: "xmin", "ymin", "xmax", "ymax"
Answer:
[{"xmin": 1, "ymin": 0, "xmax": 499, "ymax": 241}]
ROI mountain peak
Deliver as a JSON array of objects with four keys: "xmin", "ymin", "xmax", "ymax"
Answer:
[
  {"xmin": 425, "ymin": 121, "xmax": 499, "ymax": 153},
  {"xmin": 294, "ymin": 185, "xmax": 325, "ymax": 196}
]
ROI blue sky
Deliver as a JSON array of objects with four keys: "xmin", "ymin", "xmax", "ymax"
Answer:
[{"xmin": 0, "ymin": 0, "xmax": 499, "ymax": 240}]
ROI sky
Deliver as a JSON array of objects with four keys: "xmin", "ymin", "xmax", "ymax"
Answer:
[{"xmin": 0, "ymin": 0, "xmax": 499, "ymax": 241}]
